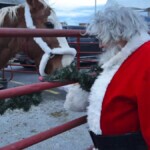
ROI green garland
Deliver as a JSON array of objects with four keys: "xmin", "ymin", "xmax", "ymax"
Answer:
[
  {"xmin": 45, "ymin": 62, "xmax": 103, "ymax": 92},
  {"xmin": 0, "ymin": 63, "xmax": 102, "ymax": 115},
  {"xmin": 0, "ymin": 92, "xmax": 42, "ymax": 115}
]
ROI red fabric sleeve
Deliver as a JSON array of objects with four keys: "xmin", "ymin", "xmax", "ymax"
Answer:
[{"xmin": 137, "ymin": 68, "xmax": 150, "ymax": 149}]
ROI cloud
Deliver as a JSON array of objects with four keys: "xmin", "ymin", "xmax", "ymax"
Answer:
[
  {"xmin": 54, "ymin": 7, "xmax": 96, "ymax": 25},
  {"xmin": 57, "ymin": 7, "xmax": 105, "ymax": 25},
  {"xmin": 49, "ymin": 0, "xmax": 107, "ymax": 9},
  {"xmin": 48, "ymin": 0, "xmax": 107, "ymax": 25}
]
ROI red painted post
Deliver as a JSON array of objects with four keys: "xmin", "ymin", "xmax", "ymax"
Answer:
[{"xmin": 76, "ymin": 36, "xmax": 81, "ymax": 69}]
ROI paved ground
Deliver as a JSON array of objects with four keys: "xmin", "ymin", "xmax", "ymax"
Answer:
[{"xmin": 0, "ymin": 67, "xmax": 93, "ymax": 150}]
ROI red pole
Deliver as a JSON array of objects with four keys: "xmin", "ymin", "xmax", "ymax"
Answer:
[
  {"xmin": 0, "ymin": 28, "xmax": 85, "ymax": 37},
  {"xmin": 76, "ymin": 36, "xmax": 81, "ymax": 69},
  {"xmin": 0, "ymin": 116, "xmax": 87, "ymax": 150},
  {"xmin": 0, "ymin": 82, "xmax": 76, "ymax": 99},
  {"xmin": 0, "ymin": 28, "xmax": 149, "ymax": 38}
]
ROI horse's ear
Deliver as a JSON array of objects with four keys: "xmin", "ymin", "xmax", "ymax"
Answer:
[{"xmin": 26, "ymin": 0, "xmax": 44, "ymax": 9}]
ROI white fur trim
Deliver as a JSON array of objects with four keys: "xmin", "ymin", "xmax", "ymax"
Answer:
[
  {"xmin": 88, "ymin": 31, "xmax": 150, "ymax": 134},
  {"xmin": 51, "ymin": 47, "xmax": 76, "ymax": 55},
  {"xmin": 39, "ymin": 53, "xmax": 50, "ymax": 76},
  {"xmin": 24, "ymin": 3, "xmax": 76, "ymax": 75},
  {"xmin": 64, "ymin": 84, "xmax": 89, "ymax": 112},
  {"xmin": 51, "ymin": 47, "xmax": 76, "ymax": 67},
  {"xmin": 25, "ymin": 2, "xmax": 52, "ymax": 54},
  {"xmin": 33, "ymin": 37, "xmax": 52, "ymax": 54},
  {"xmin": 56, "ymin": 37, "xmax": 76, "ymax": 67},
  {"xmin": 61, "ymin": 55, "xmax": 75, "ymax": 67},
  {"xmin": 25, "ymin": 2, "xmax": 52, "ymax": 76},
  {"xmin": 24, "ymin": 2, "xmax": 35, "ymax": 29},
  {"xmin": 39, "ymin": 47, "xmax": 76, "ymax": 76}
]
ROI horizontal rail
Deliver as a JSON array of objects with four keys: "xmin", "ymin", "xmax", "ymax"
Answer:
[
  {"xmin": 0, "ymin": 28, "xmax": 85, "ymax": 37},
  {"xmin": 69, "ymin": 42, "xmax": 98, "ymax": 44},
  {"xmin": 0, "ymin": 81, "xmax": 76, "ymax": 99},
  {"xmin": 0, "ymin": 115, "xmax": 87, "ymax": 150},
  {"xmin": 4, "ymin": 63, "xmax": 37, "ymax": 75},
  {"xmin": 7, "ymin": 63, "xmax": 36, "ymax": 67},
  {"xmin": 2, "ymin": 69, "xmax": 37, "ymax": 74},
  {"xmin": 80, "ymin": 59, "xmax": 98, "ymax": 62},
  {"xmin": 79, "ymin": 52, "xmax": 100, "ymax": 54},
  {"xmin": 0, "ymin": 28, "xmax": 149, "ymax": 38},
  {"xmin": 0, "ymin": 28, "xmax": 90, "ymax": 149}
]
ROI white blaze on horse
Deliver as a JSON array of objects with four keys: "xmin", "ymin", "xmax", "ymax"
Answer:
[{"xmin": 0, "ymin": 0, "xmax": 76, "ymax": 76}]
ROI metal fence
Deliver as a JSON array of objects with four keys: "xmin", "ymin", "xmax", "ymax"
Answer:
[{"xmin": 0, "ymin": 28, "xmax": 89, "ymax": 149}]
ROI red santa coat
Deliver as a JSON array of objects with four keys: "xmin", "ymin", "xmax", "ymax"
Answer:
[{"xmin": 87, "ymin": 32, "xmax": 150, "ymax": 148}]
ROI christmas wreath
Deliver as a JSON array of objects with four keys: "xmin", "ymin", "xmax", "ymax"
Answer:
[{"xmin": 45, "ymin": 62, "xmax": 103, "ymax": 92}]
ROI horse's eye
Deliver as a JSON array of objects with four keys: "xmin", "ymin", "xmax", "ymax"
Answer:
[{"xmin": 45, "ymin": 22, "xmax": 54, "ymax": 28}]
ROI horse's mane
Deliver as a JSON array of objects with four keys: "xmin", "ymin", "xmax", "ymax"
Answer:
[
  {"xmin": 0, "ymin": 5, "xmax": 20, "ymax": 26},
  {"xmin": 40, "ymin": 0, "xmax": 49, "ymax": 8},
  {"xmin": 0, "ymin": 1, "xmax": 51, "ymax": 27}
]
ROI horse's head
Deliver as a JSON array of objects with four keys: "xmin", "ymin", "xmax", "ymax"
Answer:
[{"xmin": 24, "ymin": 0, "xmax": 76, "ymax": 76}]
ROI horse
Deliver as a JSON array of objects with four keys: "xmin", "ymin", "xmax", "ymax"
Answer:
[{"xmin": 0, "ymin": 0, "xmax": 76, "ymax": 76}]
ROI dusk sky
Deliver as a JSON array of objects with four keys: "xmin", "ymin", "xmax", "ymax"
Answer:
[
  {"xmin": 48, "ymin": 0, "xmax": 150, "ymax": 25},
  {"xmin": 48, "ymin": 0, "xmax": 107, "ymax": 25}
]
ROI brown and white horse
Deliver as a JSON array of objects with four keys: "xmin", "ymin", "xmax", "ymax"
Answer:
[{"xmin": 0, "ymin": 0, "xmax": 76, "ymax": 76}]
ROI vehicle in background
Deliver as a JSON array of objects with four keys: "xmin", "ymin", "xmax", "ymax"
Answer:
[
  {"xmin": 62, "ymin": 25, "xmax": 101, "ymax": 67},
  {"xmin": 14, "ymin": 52, "xmax": 35, "ymax": 68},
  {"xmin": 63, "ymin": 25, "xmax": 100, "ymax": 57},
  {"xmin": 144, "ymin": 16, "xmax": 150, "ymax": 29}
]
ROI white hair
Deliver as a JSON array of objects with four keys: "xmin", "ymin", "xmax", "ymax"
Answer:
[
  {"xmin": 0, "ymin": 6, "xmax": 19, "ymax": 26},
  {"xmin": 86, "ymin": 6, "xmax": 149, "ymax": 46}
]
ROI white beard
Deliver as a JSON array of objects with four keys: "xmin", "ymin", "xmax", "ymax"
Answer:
[{"xmin": 98, "ymin": 45, "xmax": 121, "ymax": 66}]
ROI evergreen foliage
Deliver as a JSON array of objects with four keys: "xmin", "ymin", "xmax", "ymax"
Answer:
[
  {"xmin": 45, "ymin": 62, "xmax": 103, "ymax": 92},
  {"xmin": 0, "ymin": 92, "xmax": 42, "ymax": 115}
]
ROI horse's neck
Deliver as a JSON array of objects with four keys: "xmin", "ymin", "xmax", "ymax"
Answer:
[
  {"xmin": 0, "ymin": 4, "xmax": 43, "ymax": 70},
  {"xmin": 23, "ymin": 39, "xmax": 44, "ymax": 66},
  {"xmin": 0, "ymin": 5, "xmax": 26, "ymax": 69}
]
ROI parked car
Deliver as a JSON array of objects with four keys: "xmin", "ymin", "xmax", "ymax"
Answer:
[
  {"xmin": 64, "ymin": 25, "xmax": 100, "ymax": 56},
  {"xmin": 63, "ymin": 25, "xmax": 101, "ymax": 67}
]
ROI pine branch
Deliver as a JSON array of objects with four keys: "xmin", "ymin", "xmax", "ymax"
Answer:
[
  {"xmin": 45, "ymin": 62, "xmax": 103, "ymax": 92},
  {"xmin": 0, "ymin": 93, "xmax": 42, "ymax": 115}
]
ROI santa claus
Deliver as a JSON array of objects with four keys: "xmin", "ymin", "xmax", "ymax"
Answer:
[{"xmin": 64, "ymin": 5, "xmax": 150, "ymax": 150}]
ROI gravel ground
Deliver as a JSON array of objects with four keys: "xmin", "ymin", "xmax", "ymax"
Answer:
[{"xmin": 0, "ymin": 90, "xmax": 92, "ymax": 150}]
